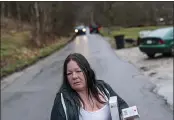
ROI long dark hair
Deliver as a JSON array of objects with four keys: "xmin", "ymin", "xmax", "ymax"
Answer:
[{"xmin": 60, "ymin": 53, "xmax": 106, "ymax": 110}]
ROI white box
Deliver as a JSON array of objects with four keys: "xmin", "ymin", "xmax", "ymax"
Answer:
[{"xmin": 122, "ymin": 106, "xmax": 140, "ymax": 119}]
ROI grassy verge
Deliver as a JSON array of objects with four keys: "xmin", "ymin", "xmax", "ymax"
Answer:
[
  {"xmin": 100, "ymin": 26, "xmax": 170, "ymax": 48},
  {"xmin": 1, "ymin": 31, "xmax": 74, "ymax": 78}
]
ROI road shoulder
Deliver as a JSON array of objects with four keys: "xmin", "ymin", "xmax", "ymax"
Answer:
[{"xmin": 114, "ymin": 47, "xmax": 173, "ymax": 110}]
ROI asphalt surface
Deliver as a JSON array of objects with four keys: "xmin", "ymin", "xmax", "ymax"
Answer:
[{"xmin": 1, "ymin": 33, "xmax": 173, "ymax": 120}]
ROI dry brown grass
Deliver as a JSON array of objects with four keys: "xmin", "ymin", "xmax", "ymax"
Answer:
[{"xmin": 1, "ymin": 18, "xmax": 73, "ymax": 78}]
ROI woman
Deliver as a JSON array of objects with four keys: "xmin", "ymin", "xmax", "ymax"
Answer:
[{"xmin": 51, "ymin": 53, "xmax": 132, "ymax": 120}]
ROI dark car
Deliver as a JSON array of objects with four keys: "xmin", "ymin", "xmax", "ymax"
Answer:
[
  {"xmin": 74, "ymin": 25, "xmax": 86, "ymax": 36},
  {"xmin": 139, "ymin": 27, "xmax": 174, "ymax": 58},
  {"xmin": 89, "ymin": 24, "xmax": 101, "ymax": 34}
]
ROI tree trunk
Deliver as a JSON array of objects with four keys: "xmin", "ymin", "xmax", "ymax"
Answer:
[
  {"xmin": 1, "ymin": 2, "xmax": 5, "ymax": 19},
  {"xmin": 16, "ymin": 3, "xmax": 22, "ymax": 30},
  {"xmin": 7, "ymin": 3, "xmax": 11, "ymax": 18},
  {"xmin": 34, "ymin": 2, "xmax": 41, "ymax": 47},
  {"xmin": 90, "ymin": 10, "xmax": 94, "ymax": 24}
]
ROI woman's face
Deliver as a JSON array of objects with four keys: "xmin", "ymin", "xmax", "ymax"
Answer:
[{"xmin": 66, "ymin": 60, "xmax": 87, "ymax": 91}]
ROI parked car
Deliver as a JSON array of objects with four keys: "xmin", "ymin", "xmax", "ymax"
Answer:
[
  {"xmin": 137, "ymin": 30, "xmax": 151, "ymax": 45},
  {"xmin": 139, "ymin": 27, "xmax": 174, "ymax": 58},
  {"xmin": 89, "ymin": 24, "xmax": 101, "ymax": 34},
  {"xmin": 74, "ymin": 25, "xmax": 86, "ymax": 36}
]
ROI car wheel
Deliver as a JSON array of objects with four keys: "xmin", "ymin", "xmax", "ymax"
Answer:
[
  {"xmin": 163, "ymin": 53, "xmax": 171, "ymax": 57},
  {"xmin": 146, "ymin": 53, "xmax": 155, "ymax": 58}
]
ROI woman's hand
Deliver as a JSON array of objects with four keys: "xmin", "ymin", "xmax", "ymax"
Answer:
[{"xmin": 121, "ymin": 116, "xmax": 135, "ymax": 120}]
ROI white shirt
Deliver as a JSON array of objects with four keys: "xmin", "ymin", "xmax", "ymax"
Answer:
[{"xmin": 79, "ymin": 103, "xmax": 112, "ymax": 120}]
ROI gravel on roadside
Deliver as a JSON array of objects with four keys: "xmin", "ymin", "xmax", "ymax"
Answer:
[{"xmin": 115, "ymin": 47, "xmax": 173, "ymax": 110}]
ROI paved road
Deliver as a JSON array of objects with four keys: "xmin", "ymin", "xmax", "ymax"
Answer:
[{"xmin": 1, "ymin": 34, "xmax": 173, "ymax": 120}]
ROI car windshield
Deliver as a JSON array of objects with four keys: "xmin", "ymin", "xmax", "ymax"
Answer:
[
  {"xmin": 147, "ymin": 27, "xmax": 173, "ymax": 38},
  {"xmin": 76, "ymin": 25, "xmax": 85, "ymax": 29},
  {"xmin": 91, "ymin": 24, "xmax": 99, "ymax": 28}
]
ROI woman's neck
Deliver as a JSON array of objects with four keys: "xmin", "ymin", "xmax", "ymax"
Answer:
[
  {"xmin": 77, "ymin": 89, "xmax": 90, "ymax": 101},
  {"xmin": 77, "ymin": 89, "xmax": 106, "ymax": 111},
  {"xmin": 77, "ymin": 89, "xmax": 95, "ymax": 109}
]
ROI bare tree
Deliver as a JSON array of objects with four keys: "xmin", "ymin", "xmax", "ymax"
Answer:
[
  {"xmin": 33, "ymin": 2, "xmax": 41, "ymax": 46},
  {"xmin": 1, "ymin": 2, "xmax": 5, "ymax": 19},
  {"xmin": 1, "ymin": 1, "xmax": 172, "ymax": 47}
]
